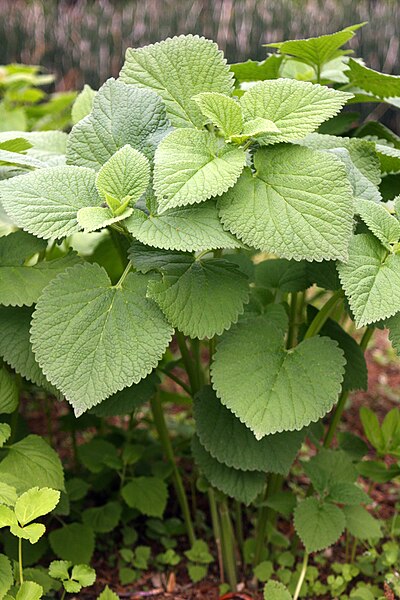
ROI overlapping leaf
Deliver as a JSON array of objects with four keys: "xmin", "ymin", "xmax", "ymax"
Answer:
[
  {"xmin": 347, "ymin": 58, "xmax": 400, "ymax": 99},
  {"xmin": 194, "ymin": 387, "xmax": 304, "ymax": 473},
  {"xmin": 120, "ymin": 35, "xmax": 234, "ymax": 128},
  {"xmin": 95, "ymin": 145, "xmax": 150, "ymax": 203},
  {"xmin": 218, "ymin": 145, "xmax": 354, "ymax": 261},
  {"xmin": 0, "ymin": 367, "xmax": 18, "ymax": 414},
  {"xmin": 294, "ymin": 498, "xmax": 346, "ymax": 552},
  {"xmin": 211, "ymin": 315, "xmax": 345, "ymax": 438},
  {"xmin": 357, "ymin": 199, "xmax": 400, "ymax": 248},
  {"xmin": 77, "ymin": 206, "xmax": 133, "ymax": 233},
  {"xmin": 31, "ymin": 263, "xmax": 173, "ymax": 415}
]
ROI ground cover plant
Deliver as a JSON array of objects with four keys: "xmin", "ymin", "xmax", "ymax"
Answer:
[{"xmin": 0, "ymin": 23, "xmax": 399, "ymax": 599}]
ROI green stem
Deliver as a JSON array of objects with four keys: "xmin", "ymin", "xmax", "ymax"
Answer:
[
  {"xmin": 293, "ymin": 552, "xmax": 309, "ymax": 600},
  {"xmin": 287, "ymin": 291, "xmax": 298, "ymax": 349},
  {"xmin": 150, "ymin": 393, "xmax": 196, "ymax": 545},
  {"xmin": 350, "ymin": 537, "xmax": 358, "ymax": 562},
  {"xmin": 176, "ymin": 331, "xmax": 198, "ymax": 395},
  {"xmin": 114, "ymin": 262, "xmax": 132, "ymax": 288},
  {"xmin": 157, "ymin": 367, "xmax": 192, "ymax": 396},
  {"xmin": 234, "ymin": 500, "xmax": 244, "ymax": 558},
  {"xmin": 324, "ymin": 327, "xmax": 374, "ymax": 447},
  {"xmin": 61, "ymin": 590, "xmax": 66, "ymax": 600},
  {"xmin": 253, "ymin": 474, "xmax": 282, "ymax": 567},
  {"xmin": 18, "ymin": 537, "xmax": 24, "ymax": 585},
  {"xmin": 303, "ymin": 290, "xmax": 344, "ymax": 339},
  {"xmin": 219, "ymin": 498, "xmax": 238, "ymax": 591},
  {"xmin": 208, "ymin": 489, "xmax": 225, "ymax": 584}
]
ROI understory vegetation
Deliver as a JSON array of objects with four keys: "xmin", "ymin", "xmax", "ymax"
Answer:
[{"xmin": 0, "ymin": 23, "xmax": 399, "ymax": 600}]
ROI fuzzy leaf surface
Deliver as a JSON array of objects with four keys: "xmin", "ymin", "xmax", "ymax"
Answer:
[
  {"xmin": 193, "ymin": 92, "xmax": 243, "ymax": 137},
  {"xmin": 338, "ymin": 233, "xmax": 400, "ymax": 327},
  {"xmin": 120, "ymin": 35, "xmax": 234, "ymax": 128},
  {"xmin": 0, "ymin": 166, "xmax": 100, "ymax": 239},
  {"xmin": 218, "ymin": 145, "xmax": 353, "ymax": 261},
  {"xmin": 14, "ymin": 487, "xmax": 60, "ymax": 527},
  {"xmin": 71, "ymin": 84, "xmax": 96, "ymax": 124},
  {"xmin": 67, "ymin": 79, "xmax": 169, "ymax": 170},
  {"xmin": 294, "ymin": 497, "xmax": 345, "ymax": 552},
  {"xmin": 0, "ymin": 367, "xmax": 18, "ymax": 414},
  {"xmin": 154, "ymin": 129, "xmax": 245, "ymax": 212},
  {"xmin": 357, "ymin": 199, "xmax": 400, "ymax": 248},
  {"xmin": 125, "ymin": 201, "xmax": 241, "ymax": 251},
  {"xmin": 31, "ymin": 263, "xmax": 173, "ymax": 415},
  {"xmin": 77, "ymin": 206, "xmax": 133, "ymax": 233},
  {"xmin": 211, "ymin": 316, "xmax": 345, "ymax": 438},
  {"xmin": 95, "ymin": 145, "xmax": 150, "ymax": 203},
  {"xmin": 194, "ymin": 387, "xmax": 304, "ymax": 473},
  {"xmin": 191, "ymin": 435, "xmax": 265, "ymax": 505},
  {"xmin": 347, "ymin": 59, "xmax": 400, "ymax": 99},
  {"xmin": 343, "ymin": 505, "xmax": 382, "ymax": 539}
]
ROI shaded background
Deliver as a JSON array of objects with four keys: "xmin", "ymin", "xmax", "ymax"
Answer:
[{"xmin": 1, "ymin": 0, "xmax": 399, "ymax": 92}]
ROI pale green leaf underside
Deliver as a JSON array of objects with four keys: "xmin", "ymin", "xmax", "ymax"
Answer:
[
  {"xmin": 294, "ymin": 498, "xmax": 345, "ymax": 552},
  {"xmin": 95, "ymin": 145, "xmax": 150, "ymax": 203},
  {"xmin": 239, "ymin": 79, "xmax": 352, "ymax": 143},
  {"xmin": 0, "ymin": 307, "xmax": 54, "ymax": 391},
  {"xmin": 266, "ymin": 25, "xmax": 361, "ymax": 69},
  {"xmin": 357, "ymin": 199, "xmax": 400, "ymax": 248},
  {"xmin": 67, "ymin": 78, "xmax": 169, "ymax": 171},
  {"xmin": 338, "ymin": 233, "xmax": 400, "ymax": 327},
  {"xmin": 15, "ymin": 487, "xmax": 60, "ymax": 526},
  {"xmin": 230, "ymin": 117, "xmax": 280, "ymax": 144},
  {"xmin": 31, "ymin": 263, "xmax": 173, "ymax": 415},
  {"xmin": 0, "ymin": 254, "xmax": 81, "ymax": 307},
  {"xmin": 147, "ymin": 257, "xmax": 249, "ymax": 339},
  {"xmin": 0, "ymin": 149, "xmax": 45, "ymax": 170},
  {"xmin": 191, "ymin": 435, "xmax": 265, "ymax": 505},
  {"xmin": 71, "ymin": 84, "xmax": 96, "ymax": 125},
  {"xmin": 194, "ymin": 386, "xmax": 304, "ymax": 473},
  {"xmin": 0, "ymin": 166, "xmax": 100, "ymax": 239},
  {"xmin": 211, "ymin": 315, "xmax": 345, "ymax": 438},
  {"xmin": 154, "ymin": 129, "xmax": 245, "ymax": 212},
  {"xmin": 376, "ymin": 143, "xmax": 400, "ymax": 174},
  {"xmin": 218, "ymin": 145, "xmax": 354, "ymax": 261},
  {"xmin": 347, "ymin": 58, "xmax": 400, "ymax": 99},
  {"xmin": 120, "ymin": 34, "xmax": 234, "ymax": 128},
  {"xmin": 193, "ymin": 92, "xmax": 243, "ymax": 138},
  {"xmin": 125, "ymin": 201, "xmax": 241, "ymax": 252},
  {"xmin": 0, "ymin": 367, "xmax": 19, "ymax": 414},
  {"xmin": 327, "ymin": 148, "xmax": 381, "ymax": 204},
  {"xmin": 77, "ymin": 206, "xmax": 133, "ymax": 233},
  {"xmin": 0, "ymin": 434, "xmax": 64, "ymax": 493}
]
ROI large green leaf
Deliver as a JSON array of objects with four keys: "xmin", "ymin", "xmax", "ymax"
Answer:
[
  {"xmin": 121, "ymin": 477, "xmax": 167, "ymax": 518},
  {"xmin": 90, "ymin": 372, "xmax": 158, "ymax": 417},
  {"xmin": 95, "ymin": 145, "xmax": 150, "ymax": 203},
  {"xmin": 194, "ymin": 387, "xmax": 304, "ymax": 473},
  {"xmin": 342, "ymin": 505, "xmax": 382, "ymax": 539},
  {"xmin": 0, "ymin": 166, "xmax": 100, "ymax": 239},
  {"xmin": 31, "ymin": 263, "xmax": 173, "ymax": 415},
  {"xmin": 211, "ymin": 316, "xmax": 345, "ymax": 438},
  {"xmin": 0, "ymin": 367, "xmax": 18, "ymax": 414},
  {"xmin": 76, "ymin": 206, "xmax": 133, "ymax": 233},
  {"xmin": 357, "ymin": 199, "xmax": 400, "ymax": 248},
  {"xmin": 0, "ymin": 231, "xmax": 46, "ymax": 265},
  {"xmin": 338, "ymin": 233, "xmax": 400, "ymax": 327},
  {"xmin": 218, "ymin": 145, "xmax": 353, "ymax": 261},
  {"xmin": 154, "ymin": 129, "xmax": 245, "ymax": 212},
  {"xmin": 120, "ymin": 35, "xmax": 234, "ymax": 128},
  {"xmin": 71, "ymin": 84, "xmax": 96, "ymax": 125},
  {"xmin": 193, "ymin": 92, "xmax": 243, "ymax": 138},
  {"xmin": 125, "ymin": 201, "xmax": 241, "ymax": 252},
  {"xmin": 15, "ymin": 487, "xmax": 60, "ymax": 526},
  {"xmin": 49, "ymin": 524, "xmax": 94, "ymax": 565},
  {"xmin": 239, "ymin": 80, "xmax": 352, "ymax": 143},
  {"xmin": 229, "ymin": 55, "xmax": 283, "ymax": 83},
  {"xmin": 0, "ymin": 253, "xmax": 81, "ymax": 307},
  {"xmin": 294, "ymin": 497, "xmax": 345, "ymax": 552},
  {"xmin": 254, "ymin": 258, "xmax": 311, "ymax": 293},
  {"xmin": 82, "ymin": 501, "xmax": 121, "ymax": 533},
  {"xmin": 347, "ymin": 59, "xmax": 400, "ymax": 99},
  {"xmin": 0, "ymin": 307, "xmax": 53, "ymax": 391},
  {"xmin": 147, "ymin": 256, "xmax": 249, "ymax": 339},
  {"xmin": 191, "ymin": 435, "xmax": 265, "ymax": 505},
  {"xmin": 0, "ymin": 435, "xmax": 64, "ymax": 493},
  {"xmin": 376, "ymin": 144, "xmax": 400, "ymax": 175},
  {"xmin": 67, "ymin": 78, "xmax": 169, "ymax": 170}
]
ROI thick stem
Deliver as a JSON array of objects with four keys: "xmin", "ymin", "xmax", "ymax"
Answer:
[
  {"xmin": 303, "ymin": 290, "xmax": 344, "ymax": 340},
  {"xmin": 18, "ymin": 537, "xmax": 24, "ymax": 584},
  {"xmin": 293, "ymin": 552, "xmax": 309, "ymax": 600},
  {"xmin": 150, "ymin": 393, "xmax": 196, "ymax": 545},
  {"xmin": 208, "ymin": 489, "xmax": 225, "ymax": 584},
  {"xmin": 324, "ymin": 327, "xmax": 374, "ymax": 447},
  {"xmin": 253, "ymin": 474, "xmax": 282, "ymax": 567},
  {"xmin": 219, "ymin": 499, "xmax": 238, "ymax": 591},
  {"xmin": 234, "ymin": 500, "xmax": 244, "ymax": 557},
  {"xmin": 176, "ymin": 331, "xmax": 198, "ymax": 396}
]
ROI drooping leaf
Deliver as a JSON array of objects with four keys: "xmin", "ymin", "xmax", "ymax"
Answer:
[
  {"xmin": 49, "ymin": 524, "xmax": 95, "ymax": 564},
  {"xmin": 154, "ymin": 129, "xmax": 245, "ymax": 212},
  {"xmin": 230, "ymin": 55, "xmax": 283, "ymax": 83},
  {"xmin": 121, "ymin": 477, "xmax": 168, "ymax": 518},
  {"xmin": 0, "ymin": 435, "xmax": 64, "ymax": 493},
  {"xmin": 254, "ymin": 258, "xmax": 311, "ymax": 293},
  {"xmin": 95, "ymin": 145, "xmax": 150, "ymax": 203},
  {"xmin": 347, "ymin": 58, "xmax": 400, "ymax": 99},
  {"xmin": 82, "ymin": 501, "xmax": 121, "ymax": 533},
  {"xmin": 239, "ymin": 80, "xmax": 352, "ymax": 143},
  {"xmin": 342, "ymin": 505, "xmax": 382, "ymax": 539},
  {"xmin": 194, "ymin": 386, "xmax": 304, "ymax": 474},
  {"xmin": 294, "ymin": 497, "xmax": 346, "ymax": 552},
  {"xmin": 147, "ymin": 256, "xmax": 249, "ymax": 339},
  {"xmin": 67, "ymin": 79, "xmax": 169, "ymax": 170},
  {"xmin": 357, "ymin": 199, "xmax": 400, "ymax": 248},
  {"xmin": 125, "ymin": 201, "xmax": 241, "ymax": 252},
  {"xmin": 218, "ymin": 145, "xmax": 354, "ymax": 261},
  {"xmin": 376, "ymin": 143, "xmax": 400, "ymax": 174},
  {"xmin": 0, "ymin": 166, "xmax": 100, "ymax": 239},
  {"xmin": 76, "ymin": 206, "xmax": 133, "ymax": 233},
  {"xmin": 191, "ymin": 435, "xmax": 265, "ymax": 505},
  {"xmin": 120, "ymin": 35, "xmax": 234, "ymax": 128},
  {"xmin": 211, "ymin": 316, "xmax": 345, "ymax": 438},
  {"xmin": 14, "ymin": 487, "xmax": 60, "ymax": 527},
  {"xmin": 31, "ymin": 263, "xmax": 173, "ymax": 415},
  {"xmin": 71, "ymin": 85, "xmax": 96, "ymax": 125},
  {"xmin": 0, "ymin": 367, "xmax": 18, "ymax": 414},
  {"xmin": 338, "ymin": 233, "xmax": 400, "ymax": 327},
  {"xmin": 193, "ymin": 93, "xmax": 243, "ymax": 138}
]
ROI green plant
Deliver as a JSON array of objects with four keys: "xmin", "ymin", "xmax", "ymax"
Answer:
[
  {"xmin": 0, "ymin": 25, "xmax": 399, "ymax": 596},
  {"xmin": 48, "ymin": 561, "xmax": 95, "ymax": 598}
]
